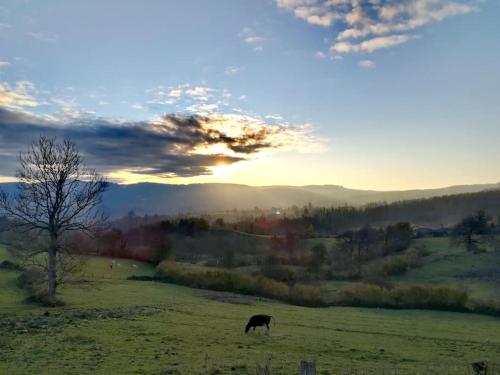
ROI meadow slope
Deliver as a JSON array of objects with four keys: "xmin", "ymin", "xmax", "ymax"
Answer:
[{"xmin": 1, "ymin": 247, "xmax": 500, "ymax": 374}]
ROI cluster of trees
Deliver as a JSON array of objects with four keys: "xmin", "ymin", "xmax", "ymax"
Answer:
[
  {"xmin": 451, "ymin": 211, "xmax": 499, "ymax": 253},
  {"xmin": 226, "ymin": 191, "xmax": 500, "ymax": 236},
  {"xmin": 70, "ymin": 217, "xmax": 211, "ymax": 263},
  {"xmin": 329, "ymin": 222, "xmax": 413, "ymax": 277},
  {"xmin": 309, "ymin": 194, "xmax": 500, "ymax": 233},
  {"xmin": 257, "ymin": 222, "xmax": 414, "ymax": 284}
]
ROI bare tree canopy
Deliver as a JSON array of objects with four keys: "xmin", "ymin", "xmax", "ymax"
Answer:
[{"xmin": 0, "ymin": 136, "xmax": 107, "ymax": 304}]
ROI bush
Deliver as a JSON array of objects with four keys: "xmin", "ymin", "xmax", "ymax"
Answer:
[
  {"xmin": 0, "ymin": 260, "xmax": 24, "ymax": 271},
  {"xmin": 468, "ymin": 299, "xmax": 500, "ymax": 317},
  {"xmin": 412, "ymin": 243, "xmax": 430, "ymax": 257},
  {"xmin": 336, "ymin": 283, "xmax": 390, "ymax": 307},
  {"xmin": 221, "ymin": 248, "xmax": 235, "ymax": 268},
  {"xmin": 381, "ymin": 255, "xmax": 409, "ymax": 276},
  {"xmin": 128, "ymin": 275, "xmax": 156, "ymax": 281},
  {"xmin": 260, "ymin": 263, "xmax": 302, "ymax": 284},
  {"xmin": 309, "ymin": 243, "xmax": 327, "ymax": 272},
  {"xmin": 384, "ymin": 222, "xmax": 413, "ymax": 253},
  {"xmin": 17, "ymin": 269, "xmax": 64, "ymax": 307},
  {"xmin": 323, "ymin": 268, "xmax": 359, "ymax": 281},
  {"xmin": 131, "ymin": 269, "xmax": 500, "ymax": 316},
  {"xmin": 391, "ymin": 285, "xmax": 467, "ymax": 311},
  {"xmin": 288, "ymin": 284, "xmax": 324, "ymax": 306},
  {"xmin": 17, "ymin": 268, "xmax": 45, "ymax": 292},
  {"xmin": 154, "ymin": 261, "xmax": 326, "ymax": 307},
  {"xmin": 335, "ymin": 283, "xmax": 468, "ymax": 312},
  {"xmin": 360, "ymin": 263, "xmax": 394, "ymax": 288},
  {"xmin": 363, "ymin": 247, "xmax": 426, "ymax": 282}
]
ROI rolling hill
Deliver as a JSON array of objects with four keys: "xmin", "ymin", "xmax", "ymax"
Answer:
[{"xmin": 1, "ymin": 181, "xmax": 499, "ymax": 217}]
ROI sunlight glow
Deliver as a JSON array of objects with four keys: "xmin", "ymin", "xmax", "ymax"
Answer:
[{"xmin": 209, "ymin": 162, "xmax": 236, "ymax": 179}]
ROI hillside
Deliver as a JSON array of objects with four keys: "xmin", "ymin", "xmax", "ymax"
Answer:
[
  {"xmin": 304, "ymin": 189, "xmax": 500, "ymax": 232},
  {"xmin": 393, "ymin": 238, "xmax": 500, "ymax": 300},
  {"xmin": 1, "ymin": 182, "xmax": 499, "ymax": 217}
]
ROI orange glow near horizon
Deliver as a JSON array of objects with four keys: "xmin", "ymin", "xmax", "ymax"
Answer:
[{"xmin": 101, "ymin": 151, "xmax": 500, "ymax": 191}]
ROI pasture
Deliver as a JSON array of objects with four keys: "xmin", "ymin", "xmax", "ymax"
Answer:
[
  {"xmin": 1, "ymin": 246, "xmax": 500, "ymax": 374},
  {"xmin": 393, "ymin": 238, "xmax": 500, "ymax": 300}
]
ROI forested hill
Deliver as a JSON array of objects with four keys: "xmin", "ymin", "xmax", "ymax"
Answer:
[
  {"xmin": 306, "ymin": 189, "xmax": 500, "ymax": 233},
  {"xmin": 0, "ymin": 181, "xmax": 499, "ymax": 217}
]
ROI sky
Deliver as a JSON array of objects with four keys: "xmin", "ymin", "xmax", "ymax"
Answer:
[{"xmin": 0, "ymin": 0, "xmax": 499, "ymax": 190}]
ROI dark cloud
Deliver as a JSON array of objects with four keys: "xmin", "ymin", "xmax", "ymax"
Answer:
[{"xmin": 0, "ymin": 106, "xmax": 301, "ymax": 179}]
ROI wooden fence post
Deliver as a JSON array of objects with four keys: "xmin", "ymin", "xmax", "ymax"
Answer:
[
  {"xmin": 256, "ymin": 356, "xmax": 272, "ymax": 375},
  {"xmin": 300, "ymin": 360, "xmax": 316, "ymax": 375}
]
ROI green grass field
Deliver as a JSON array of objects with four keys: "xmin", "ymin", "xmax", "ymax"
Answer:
[
  {"xmin": 394, "ymin": 238, "xmax": 500, "ymax": 300},
  {"xmin": 1, "ymin": 244, "xmax": 500, "ymax": 374},
  {"xmin": 318, "ymin": 237, "xmax": 500, "ymax": 302}
]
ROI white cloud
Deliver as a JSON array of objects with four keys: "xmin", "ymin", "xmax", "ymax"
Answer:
[
  {"xmin": 168, "ymin": 89, "xmax": 182, "ymax": 97},
  {"xmin": 148, "ymin": 98, "xmax": 175, "ymax": 105},
  {"xmin": 146, "ymin": 85, "xmax": 184, "ymax": 105},
  {"xmin": 314, "ymin": 51, "xmax": 327, "ymax": 59},
  {"xmin": 0, "ymin": 23, "xmax": 11, "ymax": 31},
  {"xmin": 27, "ymin": 31, "xmax": 58, "ymax": 42},
  {"xmin": 98, "ymin": 100, "xmax": 109, "ymax": 106},
  {"xmin": 186, "ymin": 102, "xmax": 219, "ymax": 114},
  {"xmin": 276, "ymin": 0, "xmax": 478, "ymax": 57},
  {"xmin": 244, "ymin": 36, "xmax": 265, "ymax": 44},
  {"xmin": 0, "ymin": 81, "xmax": 39, "ymax": 108},
  {"xmin": 359, "ymin": 59, "xmax": 376, "ymax": 69},
  {"xmin": 48, "ymin": 96, "xmax": 91, "ymax": 122},
  {"xmin": 0, "ymin": 61, "xmax": 10, "ymax": 68},
  {"xmin": 239, "ymin": 27, "xmax": 266, "ymax": 50},
  {"xmin": 225, "ymin": 66, "xmax": 242, "ymax": 75},
  {"xmin": 265, "ymin": 114, "xmax": 284, "ymax": 121},
  {"xmin": 131, "ymin": 103, "xmax": 144, "ymax": 110},
  {"xmin": 51, "ymin": 97, "xmax": 77, "ymax": 107},
  {"xmin": 185, "ymin": 86, "xmax": 213, "ymax": 101},
  {"xmin": 332, "ymin": 34, "xmax": 416, "ymax": 53},
  {"xmin": 146, "ymin": 84, "xmax": 238, "ymax": 114}
]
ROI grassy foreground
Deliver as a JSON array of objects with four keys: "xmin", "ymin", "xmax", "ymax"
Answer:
[{"xmin": 1, "ymin": 247, "xmax": 500, "ymax": 374}]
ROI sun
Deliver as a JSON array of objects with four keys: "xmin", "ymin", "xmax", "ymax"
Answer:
[{"xmin": 210, "ymin": 162, "xmax": 234, "ymax": 179}]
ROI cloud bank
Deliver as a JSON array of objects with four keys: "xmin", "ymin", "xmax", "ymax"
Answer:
[{"xmin": 0, "ymin": 94, "xmax": 317, "ymax": 180}]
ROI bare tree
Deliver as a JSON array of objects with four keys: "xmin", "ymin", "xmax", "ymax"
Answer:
[{"xmin": 0, "ymin": 136, "xmax": 107, "ymax": 304}]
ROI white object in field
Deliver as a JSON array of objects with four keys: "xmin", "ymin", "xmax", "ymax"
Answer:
[{"xmin": 132, "ymin": 264, "xmax": 138, "ymax": 268}]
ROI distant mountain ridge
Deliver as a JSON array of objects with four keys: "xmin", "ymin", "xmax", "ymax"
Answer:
[{"xmin": 2, "ymin": 181, "xmax": 499, "ymax": 217}]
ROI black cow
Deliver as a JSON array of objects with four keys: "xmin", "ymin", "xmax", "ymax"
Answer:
[
  {"xmin": 472, "ymin": 362, "xmax": 488, "ymax": 375},
  {"xmin": 245, "ymin": 314, "xmax": 272, "ymax": 333}
]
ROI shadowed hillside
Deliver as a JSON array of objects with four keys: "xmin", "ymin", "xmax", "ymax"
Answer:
[{"xmin": 3, "ymin": 182, "xmax": 497, "ymax": 217}]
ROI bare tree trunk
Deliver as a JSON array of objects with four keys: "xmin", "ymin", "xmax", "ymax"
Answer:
[{"xmin": 47, "ymin": 236, "xmax": 57, "ymax": 304}]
